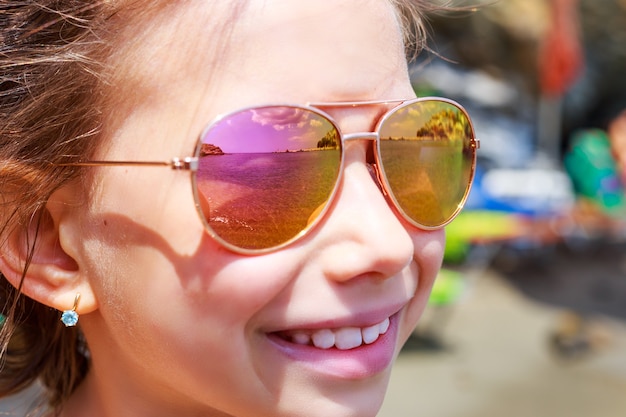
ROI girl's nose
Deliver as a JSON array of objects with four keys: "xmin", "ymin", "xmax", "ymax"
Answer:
[{"xmin": 310, "ymin": 139, "xmax": 415, "ymax": 283}]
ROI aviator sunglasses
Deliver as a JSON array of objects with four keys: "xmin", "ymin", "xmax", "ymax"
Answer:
[{"xmin": 62, "ymin": 97, "xmax": 479, "ymax": 254}]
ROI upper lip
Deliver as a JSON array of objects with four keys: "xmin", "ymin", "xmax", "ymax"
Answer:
[{"xmin": 264, "ymin": 299, "xmax": 408, "ymax": 333}]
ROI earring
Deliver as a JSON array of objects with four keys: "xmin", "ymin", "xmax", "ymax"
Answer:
[{"xmin": 60, "ymin": 293, "xmax": 81, "ymax": 327}]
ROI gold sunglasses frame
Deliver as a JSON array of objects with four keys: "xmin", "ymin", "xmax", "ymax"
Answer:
[{"xmin": 58, "ymin": 97, "xmax": 480, "ymax": 254}]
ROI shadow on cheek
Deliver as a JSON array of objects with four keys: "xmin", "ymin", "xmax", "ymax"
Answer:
[{"xmin": 89, "ymin": 212, "xmax": 235, "ymax": 290}]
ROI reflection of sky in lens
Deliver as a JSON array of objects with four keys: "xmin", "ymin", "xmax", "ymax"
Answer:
[
  {"xmin": 203, "ymin": 107, "xmax": 333, "ymax": 153},
  {"xmin": 382, "ymin": 102, "xmax": 469, "ymax": 142},
  {"xmin": 383, "ymin": 104, "xmax": 434, "ymax": 137}
]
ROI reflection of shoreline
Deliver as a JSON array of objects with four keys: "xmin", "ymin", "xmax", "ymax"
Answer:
[
  {"xmin": 200, "ymin": 143, "xmax": 338, "ymax": 156},
  {"xmin": 272, "ymin": 147, "xmax": 338, "ymax": 153},
  {"xmin": 382, "ymin": 136, "xmax": 463, "ymax": 142}
]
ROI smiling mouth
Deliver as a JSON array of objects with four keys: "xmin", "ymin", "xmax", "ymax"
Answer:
[{"xmin": 274, "ymin": 317, "xmax": 391, "ymax": 350}]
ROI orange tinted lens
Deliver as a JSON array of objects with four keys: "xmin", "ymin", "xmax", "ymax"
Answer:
[
  {"xmin": 378, "ymin": 100, "xmax": 475, "ymax": 228},
  {"xmin": 194, "ymin": 106, "xmax": 341, "ymax": 250}
]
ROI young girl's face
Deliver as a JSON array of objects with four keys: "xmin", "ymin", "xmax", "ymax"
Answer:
[{"xmin": 65, "ymin": 1, "xmax": 444, "ymax": 416}]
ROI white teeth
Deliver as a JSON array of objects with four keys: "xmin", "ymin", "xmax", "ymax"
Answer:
[
  {"xmin": 334, "ymin": 327, "xmax": 362, "ymax": 350},
  {"xmin": 311, "ymin": 329, "xmax": 335, "ymax": 349},
  {"xmin": 361, "ymin": 324, "xmax": 380, "ymax": 344},
  {"xmin": 379, "ymin": 317, "xmax": 390, "ymax": 334},
  {"xmin": 286, "ymin": 317, "xmax": 392, "ymax": 350}
]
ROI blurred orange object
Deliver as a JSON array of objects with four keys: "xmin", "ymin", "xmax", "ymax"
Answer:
[{"xmin": 538, "ymin": 0, "xmax": 584, "ymax": 96}]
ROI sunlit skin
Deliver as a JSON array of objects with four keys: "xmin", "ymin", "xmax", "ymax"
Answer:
[{"xmin": 50, "ymin": 1, "xmax": 445, "ymax": 416}]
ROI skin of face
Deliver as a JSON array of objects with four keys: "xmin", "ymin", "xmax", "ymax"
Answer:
[{"xmin": 55, "ymin": 1, "xmax": 445, "ymax": 416}]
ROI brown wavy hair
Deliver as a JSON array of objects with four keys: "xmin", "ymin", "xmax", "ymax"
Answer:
[
  {"xmin": 0, "ymin": 0, "xmax": 446, "ymax": 412},
  {"xmin": 0, "ymin": 1, "xmax": 117, "ymax": 411}
]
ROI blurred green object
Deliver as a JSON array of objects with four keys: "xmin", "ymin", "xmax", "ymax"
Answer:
[
  {"xmin": 436, "ymin": 211, "xmax": 526, "ymax": 305},
  {"xmin": 444, "ymin": 210, "xmax": 522, "ymax": 263},
  {"xmin": 564, "ymin": 129, "xmax": 626, "ymax": 215},
  {"xmin": 429, "ymin": 268, "xmax": 464, "ymax": 306},
  {"xmin": 443, "ymin": 235, "xmax": 470, "ymax": 265}
]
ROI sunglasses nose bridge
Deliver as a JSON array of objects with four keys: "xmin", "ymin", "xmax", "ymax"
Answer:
[
  {"xmin": 341, "ymin": 130, "xmax": 383, "ymax": 182},
  {"xmin": 340, "ymin": 131, "xmax": 387, "ymax": 195},
  {"xmin": 342, "ymin": 132, "xmax": 379, "ymax": 142}
]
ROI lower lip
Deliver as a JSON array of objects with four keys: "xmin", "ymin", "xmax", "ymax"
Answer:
[{"xmin": 265, "ymin": 313, "xmax": 400, "ymax": 380}]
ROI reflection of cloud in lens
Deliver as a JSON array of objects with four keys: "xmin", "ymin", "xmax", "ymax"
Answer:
[
  {"xmin": 385, "ymin": 106, "xmax": 430, "ymax": 136},
  {"xmin": 406, "ymin": 107, "xmax": 419, "ymax": 116},
  {"xmin": 286, "ymin": 118, "xmax": 327, "ymax": 142},
  {"xmin": 248, "ymin": 107, "xmax": 331, "ymax": 144},
  {"xmin": 251, "ymin": 107, "xmax": 311, "ymax": 131}
]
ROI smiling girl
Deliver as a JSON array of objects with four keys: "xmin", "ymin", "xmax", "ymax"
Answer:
[{"xmin": 0, "ymin": 1, "xmax": 478, "ymax": 416}]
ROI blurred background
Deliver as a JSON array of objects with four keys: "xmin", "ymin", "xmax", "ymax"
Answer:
[
  {"xmin": 2, "ymin": 1, "xmax": 626, "ymax": 416},
  {"xmin": 381, "ymin": 0, "xmax": 626, "ymax": 416}
]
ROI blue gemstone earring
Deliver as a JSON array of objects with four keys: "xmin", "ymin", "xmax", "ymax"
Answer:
[{"xmin": 60, "ymin": 293, "xmax": 81, "ymax": 327}]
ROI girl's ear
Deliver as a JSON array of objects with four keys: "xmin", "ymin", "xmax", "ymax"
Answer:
[{"xmin": 0, "ymin": 185, "xmax": 98, "ymax": 315}]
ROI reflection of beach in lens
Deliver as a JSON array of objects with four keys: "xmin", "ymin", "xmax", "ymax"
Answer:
[
  {"xmin": 380, "ymin": 139, "xmax": 471, "ymax": 226},
  {"xmin": 196, "ymin": 150, "xmax": 340, "ymax": 249}
]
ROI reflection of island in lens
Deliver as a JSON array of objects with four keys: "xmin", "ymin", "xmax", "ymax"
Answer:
[
  {"xmin": 200, "ymin": 143, "xmax": 225, "ymax": 155},
  {"xmin": 379, "ymin": 104, "xmax": 473, "ymax": 227},
  {"xmin": 196, "ymin": 149, "xmax": 340, "ymax": 249}
]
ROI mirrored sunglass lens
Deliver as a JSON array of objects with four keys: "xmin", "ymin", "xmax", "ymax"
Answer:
[
  {"xmin": 378, "ymin": 100, "xmax": 475, "ymax": 227},
  {"xmin": 194, "ymin": 106, "xmax": 341, "ymax": 250}
]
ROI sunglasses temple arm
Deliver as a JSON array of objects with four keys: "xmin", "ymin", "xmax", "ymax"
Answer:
[{"xmin": 54, "ymin": 157, "xmax": 199, "ymax": 171}]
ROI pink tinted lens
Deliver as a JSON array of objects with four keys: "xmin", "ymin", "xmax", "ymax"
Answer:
[{"xmin": 194, "ymin": 106, "xmax": 341, "ymax": 250}]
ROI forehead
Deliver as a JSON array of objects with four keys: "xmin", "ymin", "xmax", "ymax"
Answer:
[
  {"xmin": 102, "ymin": 0, "xmax": 410, "ymax": 150},
  {"xmin": 110, "ymin": 1, "xmax": 406, "ymax": 93},
  {"xmin": 227, "ymin": 0, "xmax": 407, "ymax": 100}
]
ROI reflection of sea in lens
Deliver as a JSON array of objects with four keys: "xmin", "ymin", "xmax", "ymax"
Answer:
[
  {"xmin": 379, "ymin": 102, "xmax": 473, "ymax": 227},
  {"xmin": 196, "ymin": 150, "xmax": 340, "ymax": 249},
  {"xmin": 195, "ymin": 106, "xmax": 341, "ymax": 249}
]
